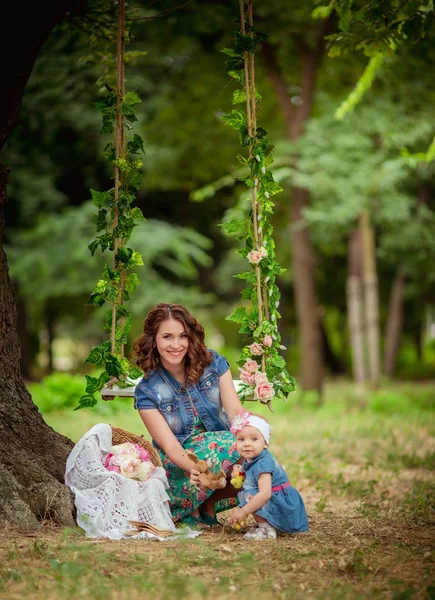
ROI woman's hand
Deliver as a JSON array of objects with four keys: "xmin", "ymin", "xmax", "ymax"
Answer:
[
  {"xmin": 190, "ymin": 467, "xmax": 201, "ymax": 490},
  {"xmin": 229, "ymin": 507, "xmax": 247, "ymax": 528}
]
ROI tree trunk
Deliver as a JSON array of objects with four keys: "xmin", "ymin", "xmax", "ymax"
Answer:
[
  {"xmin": 291, "ymin": 187, "xmax": 324, "ymax": 389},
  {"xmin": 360, "ymin": 211, "xmax": 380, "ymax": 386},
  {"xmin": 261, "ymin": 17, "xmax": 334, "ymax": 393},
  {"xmin": 45, "ymin": 303, "xmax": 57, "ymax": 374},
  {"xmin": 347, "ymin": 228, "xmax": 366, "ymax": 384},
  {"xmin": 0, "ymin": 2, "xmax": 75, "ymax": 530},
  {"xmin": 16, "ymin": 293, "xmax": 32, "ymax": 380},
  {"xmin": 384, "ymin": 269, "xmax": 405, "ymax": 377}
]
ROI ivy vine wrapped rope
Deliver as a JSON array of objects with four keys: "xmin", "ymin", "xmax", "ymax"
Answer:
[
  {"xmin": 75, "ymin": 0, "xmax": 145, "ymax": 410},
  {"xmin": 222, "ymin": 0, "xmax": 296, "ymax": 408}
]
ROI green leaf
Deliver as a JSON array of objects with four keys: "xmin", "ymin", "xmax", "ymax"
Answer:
[
  {"xmin": 85, "ymin": 341, "xmax": 111, "ymax": 366},
  {"xmin": 225, "ymin": 306, "xmax": 248, "ymax": 324},
  {"xmin": 127, "ymin": 133, "xmax": 145, "ymax": 155},
  {"xmin": 221, "ymin": 47, "xmax": 241, "ymax": 57},
  {"xmin": 221, "ymin": 110, "xmax": 246, "ymax": 131},
  {"xmin": 219, "ymin": 218, "xmax": 246, "ymax": 234},
  {"xmin": 128, "ymin": 367, "xmax": 143, "ymax": 380},
  {"xmin": 90, "ymin": 189, "xmax": 109, "ymax": 207},
  {"xmin": 104, "ymin": 354, "xmax": 124, "ymax": 378},
  {"xmin": 232, "ymin": 89, "xmax": 246, "ymax": 105},
  {"xmin": 74, "ymin": 394, "xmax": 97, "ymax": 411},
  {"xmin": 116, "ymin": 247, "xmax": 134, "ymax": 264},
  {"xmin": 93, "ymin": 209, "xmax": 108, "ymax": 232},
  {"xmin": 123, "ymin": 91, "xmax": 141, "ymax": 106},
  {"xmin": 130, "ymin": 207, "xmax": 145, "ymax": 222},
  {"xmin": 125, "ymin": 272, "xmax": 140, "ymax": 293}
]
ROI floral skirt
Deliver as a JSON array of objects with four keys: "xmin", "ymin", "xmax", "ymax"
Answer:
[{"xmin": 158, "ymin": 419, "xmax": 240, "ymax": 521}]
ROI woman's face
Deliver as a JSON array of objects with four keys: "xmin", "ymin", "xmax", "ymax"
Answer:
[{"xmin": 155, "ymin": 318, "xmax": 189, "ymax": 370}]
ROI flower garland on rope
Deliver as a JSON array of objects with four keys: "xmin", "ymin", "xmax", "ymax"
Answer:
[
  {"xmin": 221, "ymin": 0, "xmax": 296, "ymax": 409},
  {"xmin": 76, "ymin": 0, "xmax": 144, "ymax": 410}
]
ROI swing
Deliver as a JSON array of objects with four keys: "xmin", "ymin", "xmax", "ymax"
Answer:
[{"xmin": 95, "ymin": 0, "xmax": 294, "ymax": 406}]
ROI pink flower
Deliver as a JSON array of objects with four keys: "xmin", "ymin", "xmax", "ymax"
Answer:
[
  {"xmin": 104, "ymin": 452, "xmax": 115, "ymax": 468},
  {"xmin": 134, "ymin": 444, "xmax": 151, "ymax": 462},
  {"xmin": 230, "ymin": 410, "xmax": 252, "ymax": 435},
  {"xmin": 120, "ymin": 457, "xmax": 142, "ymax": 479},
  {"xmin": 254, "ymin": 371, "xmax": 268, "ymax": 385},
  {"xmin": 243, "ymin": 359, "xmax": 259, "ymax": 373},
  {"xmin": 263, "ymin": 334, "xmax": 273, "ymax": 347},
  {"xmin": 111, "ymin": 453, "xmax": 134, "ymax": 467},
  {"xmin": 247, "ymin": 247, "xmax": 267, "ymax": 265},
  {"xmin": 208, "ymin": 441, "xmax": 219, "ymax": 450},
  {"xmin": 249, "ymin": 343, "xmax": 263, "ymax": 356},
  {"xmin": 106, "ymin": 464, "xmax": 121, "ymax": 474},
  {"xmin": 254, "ymin": 382, "xmax": 275, "ymax": 401},
  {"xmin": 137, "ymin": 461, "xmax": 155, "ymax": 481},
  {"xmin": 239, "ymin": 369, "xmax": 255, "ymax": 385}
]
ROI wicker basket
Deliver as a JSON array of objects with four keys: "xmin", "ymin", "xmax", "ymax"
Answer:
[{"xmin": 111, "ymin": 427, "xmax": 162, "ymax": 468}]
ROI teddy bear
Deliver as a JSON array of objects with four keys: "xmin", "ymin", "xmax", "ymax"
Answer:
[
  {"xmin": 187, "ymin": 451, "xmax": 227, "ymax": 490},
  {"xmin": 230, "ymin": 463, "xmax": 245, "ymax": 489}
]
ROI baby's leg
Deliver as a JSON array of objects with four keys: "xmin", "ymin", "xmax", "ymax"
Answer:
[{"xmin": 245, "ymin": 513, "xmax": 277, "ymax": 540}]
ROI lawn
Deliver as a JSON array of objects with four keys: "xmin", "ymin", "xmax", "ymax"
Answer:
[{"xmin": 1, "ymin": 380, "xmax": 434, "ymax": 599}]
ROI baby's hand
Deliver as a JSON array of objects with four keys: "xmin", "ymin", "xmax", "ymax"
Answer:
[
  {"xmin": 229, "ymin": 508, "xmax": 246, "ymax": 529},
  {"xmin": 190, "ymin": 467, "xmax": 201, "ymax": 490}
]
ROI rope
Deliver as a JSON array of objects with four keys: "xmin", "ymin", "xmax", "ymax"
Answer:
[
  {"xmin": 239, "ymin": 0, "xmax": 267, "ymax": 371},
  {"xmin": 111, "ymin": 0, "xmax": 126, "ymax": 356}
]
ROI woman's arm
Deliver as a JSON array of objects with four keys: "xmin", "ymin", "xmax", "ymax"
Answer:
[
  {"xmin": 138, "ymin": 408, "xmax": 197, "ymax": 474},
  {"xmin": 229, "ymin": 472, "xmax": 272, "ymax": 526},
  {"xmin": 219, "ymin": 369, "xmax": 244, "ymax": 421}
]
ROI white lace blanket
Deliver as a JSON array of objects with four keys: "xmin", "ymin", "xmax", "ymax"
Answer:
[{"xmin": 65, "ymin": 423, "xmax": 177, "ymax": 540}]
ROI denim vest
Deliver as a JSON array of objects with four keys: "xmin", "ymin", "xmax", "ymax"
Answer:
[{"xmin": 134, "ymin": 350, "xmax": 231, "ymax": 449}]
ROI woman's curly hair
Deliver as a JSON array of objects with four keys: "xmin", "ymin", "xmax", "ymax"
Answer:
[{"xmin": 132, "ymin": 303, "xmax": 212, "ymax": 382}]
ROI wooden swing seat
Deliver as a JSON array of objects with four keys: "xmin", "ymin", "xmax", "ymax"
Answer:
[{"xmin": 101, "ymin": 379, "xmax": 245, "ymax": 399}]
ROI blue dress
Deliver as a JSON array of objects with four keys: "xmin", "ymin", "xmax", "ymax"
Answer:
[{"xmin": 238, "ymin": 448, "xmax": 309, "ymax": 533}]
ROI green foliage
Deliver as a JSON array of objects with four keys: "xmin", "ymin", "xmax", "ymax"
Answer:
[
  {"xmin": 220, "ymin": 14, "xmax": 295, "ymax": 405},
  {"xmin": 28, "ymin": 371, "xmax": 122, "ymax": 416}
]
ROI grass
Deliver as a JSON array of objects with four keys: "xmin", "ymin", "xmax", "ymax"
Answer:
[{"xmin": 1, "ymin": 379, "xmax": 434, "ymax": 599}]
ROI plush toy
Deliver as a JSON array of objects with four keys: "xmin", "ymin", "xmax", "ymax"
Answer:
[
  {"xmin": 230, "ymin": 464, "xmax": 245, "ymax": 489},
  {"xmin": 187, "ymin": 452, "xmax": 227, "ymax": 490}
]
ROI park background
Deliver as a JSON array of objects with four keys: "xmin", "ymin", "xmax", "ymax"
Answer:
[{"xmin": 0, "ymin": 1, "xmax": 434, "ymax": 599}]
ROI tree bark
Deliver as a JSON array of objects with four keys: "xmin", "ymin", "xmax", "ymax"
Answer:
[
  {"xmin": 360, "ymin": 211, "xmax": 380, "ymax": 386},
  {"xmin": 0, "ymin": 2, "xmax": 75, "ymax": 530},
  {"xmin": 384, "ymin": 269, "xmax": 405, "ymax": 377},
  {"xmin": 261, "ymin": 17, "xmax": 334, "ymax": 392},
  {"xmin": 347, "ymin": 228, "xmax": 366, "ymax": 384}
]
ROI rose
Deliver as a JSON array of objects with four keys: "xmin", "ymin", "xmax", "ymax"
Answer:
[
  {"xmin": 106, "ymin": 465, "xmax": 121, "ymax": 474},
  {"xmin": 120, "ymin": 457, "xmax": 142, "ymax": 479},
  {"xmin": 239, "ymin": 370, "xmax": 255, "ymax": 385},
  {"xmin": 111, "ymin": 442, "xmax": 139, "ymax": 458},
  {"xmin": 262, "ymin": 334, "xmax": 273, "ymax": 347},
  {"xmin": 248, "ymin": 343, "xmax": 263, "ymax": 356},
  {"xmin": 243, "ymin": 359, "xmax": 259, "ymax": 373},
  {"xmin": 254, "ymin": 371, "xmax": 268, "ymax": 385},
  {"xmin": 254, "ymin": 382, "xmax": 275, "ymax": 401},
  {"xmin": 136, "ymin": 461, "xmax": 155, "ymax": 481},
  {"xmin": 103, "ymin": 452, "xmax": 115, "ymax": 468},
  {"xmin": 111, "ymin": 453, "xmax": 137, "ymax": 467},
  {"xmin": 134, "ymin": 444, "xmax": 151, "ymax": 462},
  {"xmin": 247, "ymin": 248, "xmax": 267, "ymax": 264}
]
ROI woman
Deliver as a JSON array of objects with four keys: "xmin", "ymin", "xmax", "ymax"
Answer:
[{"xmin": 133, "ymin": 303, "xmax": 243, "ymax": 527}]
